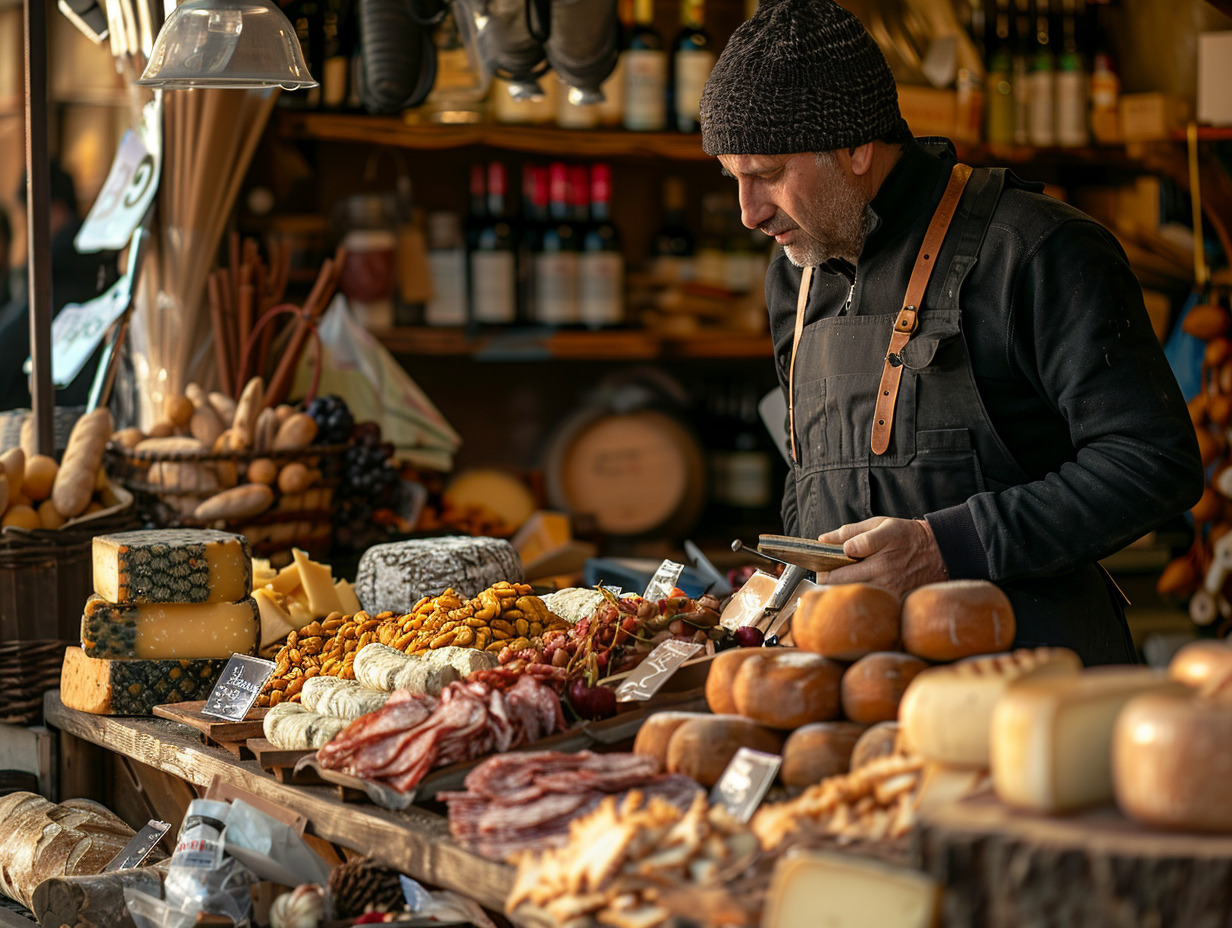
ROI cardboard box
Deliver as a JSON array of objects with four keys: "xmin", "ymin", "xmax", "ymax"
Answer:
[
  {"xmin": 1119, "ymin": 93, "xmax": 1192, "ymax": 142},
  {"xmin": 1198, "ymin": 32, "xmax": 1232, "ymax": 127},
  {"xmin": 897, "ymin": 85, "xmax": 960, "ymax": 140}
]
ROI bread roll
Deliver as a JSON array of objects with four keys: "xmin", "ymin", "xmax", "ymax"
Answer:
[
  {"xmin": 792, "ymin": 584, "xmax": 900, "ymax": 660},
  {"xmin": 840, "ymin": 651, "xmax": 930, "ymax": 725},
  {"xmin": 732, "ymin": 650, "xmax": 843, "ymax": 729},
  {"xmin": 780, "ymin": 721, "xmax": 869, "ymax": 787},
  {"xmin": 633, "ymin": 711, "xmax": 710, "ymax": 768},
  {"xmin": 900, "ymin": 580, "xmax": 1015, "ymax": 661},
  {"xmin": 665, "ymin": 715, "xmax": 784, "ymax": 787},
  {"xmin": 1168, "ymin": 639, "xmax": 1232, "ymax": 690},
  {"xmin": 705, "ymin": 647, "xmax": 766, "ymax": 714},
  {"xmin": 851, "ymin": 721, "xmax": 902, "ymax": 770}
]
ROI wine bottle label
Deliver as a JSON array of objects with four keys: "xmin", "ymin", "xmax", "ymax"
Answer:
[
  {"xmin": 1028, "ymin": 71, "xmax": 1055, "ymax": 146},
  {"xmin": 426, "ymin": 250, "xmax": 468, "ymax": 325},
  {"xmin": 471, "ymin": 251, "xmax": 517, "ymax": 323},
  {"xmin": 578, "ymin": 252, "xmax": 625, "ymax": 326},
  {"xmin": 624, "ymin": 50, "xmax": 668, "ymax": 131},
  {"xmin": 673, "ymin": 50, "xmax": 715, "ymax": 130},
  {"xmin": 534, "ymin": 252, "xmax": 579, "ymax": 324},
  {"xmin": 1054, "ymin": 70, "xmax": 1088, "ymax": 147}
]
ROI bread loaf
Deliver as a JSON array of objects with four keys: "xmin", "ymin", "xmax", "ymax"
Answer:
[
  {"xmin": 632, "ymin": 711, "xmax": 710, "ymax": 768},
  {"xmin": 665, "ymin": 715, "xmax": 784, "ymax": 787},
  {"xmin": 705, "ymin": 647, "xmax": 766, "ymax": 714},
  {"xmin": 780, "ymin": 721, "xmax": 869, "ymax": 787},
  {"xmin": 732, "ymin": 650, "xmax": 843, "ymax": 729},
  {"xmin": 850, "ymin": 721, "xmax": 902, "ymax": 770},
  {"xmin": 900, "ymin": 580, "xmax": 1015, "ymax": 661},
  {"xmin": 1114, "ymin": 688, "xmax": 1232, "ymax": 832},
  {"xmin": 0, "ymin": 793, "xmax": 136, "ymax": 908},
  {"xmin": 792, "ymin": 584, "xmax": 900, "ymax": 660},
  {"xmin": 840, "ymin": 652, "xmax": 930, "ymax": 725},
  {"xmin": 1168, "ymin": 639, "xmax": 1232, "ymax": 690}
]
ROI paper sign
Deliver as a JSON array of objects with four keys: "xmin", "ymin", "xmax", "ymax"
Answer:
[
  {"xmin": 710, "ymin": 747, "xmax": 782, "ymax": 823},
  {"xmin": 202, "ymin": 654, "xmax": 276, "ymax": 721},
  {"xmin": 50, "ymin": 274, "xmax": 132, "ymax": 386},
  {"xmin": 643, "ymin": 559, "xmax": 685, "ymax": 601},
  {"xmin": 103, "ymin": 819, "xmax": 171, "ymax": 872},
  {"xmin": 719, "ymin": 570, "xmax": 780, "ymax": 630},
  {"xmin": 76, "ymin": 125, "xmax": 160, "ymax": 252},
  {"xmin": 615, "ymin": 639, "xmax": 702, "ymax": 703}
]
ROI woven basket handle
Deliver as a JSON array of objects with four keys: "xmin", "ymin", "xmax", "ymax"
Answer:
[{"xmin": 236, "ymin": 303, "xmax": 325, "ymax": 403}]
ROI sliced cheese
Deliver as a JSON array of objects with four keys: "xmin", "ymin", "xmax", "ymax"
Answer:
[
  {"xmin": 80, "ymin": 595, "xmax": 259, "ymax": 660},
  {"xmin": 93, "ymin": 529, "xmax": 251, "ymax": 604},
  {"xmin": 60, "ymin": 646, "xmax": 227, "ymax": 715},
  {"xmin": 254, "ymin": 588, "xmax": 297, "ymax": 651},
  {"xmin": 292, "ymin": 548, "xmax": 345, "ymax": 616},
  {"xmin": 335, "ymin": 578, "xmax": 361, "ymax": 614},
  {"xmin": 899, "ymin": 648, "xmax": 1083, "ymax": 768},
  {"xmin": 267, "ymin": 561, "xmax": 303, "ymax": 596},
  {"xmin": 991, "ymin": 666, "xmax": 1187, "ymax": 813},
  {"xmin": 251, "ymin": 557, "xmax": 278, "ymax": 587},
  {"xmin": 764, "ymin": 851, "xmax": 942, "ymax": 928}
]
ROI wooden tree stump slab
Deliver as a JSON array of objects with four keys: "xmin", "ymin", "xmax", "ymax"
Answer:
[{"xmin": 913, "ymin": 792, "xmax": 1232, "ymax": 928}]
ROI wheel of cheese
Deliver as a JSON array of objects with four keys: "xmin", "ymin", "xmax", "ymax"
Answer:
[
  {"xmin": 791, "ymin": 584, "xmax": 900, "ymax": 660},
  {"xmin": 900, "ymin": 580, "xmax": 1015, "ymax": 662},
  {"xmin": 665, "ymin": 715, "xmax": 784, "ymax": 787},
  {"xmin": 1168, "ymin": 639, "xmax": 1232, "ymax": 690},
  {"xmin": 1114, "ymin": 688, "xmax": 1232, "ymax": 832},
  {"xmin": 850, "ymin": 721, "xmax": 901, "ymax": 770},
  {"xmin": 632, "ymin": 711, "xmax": 710, "ymax": 768},
  {"xmin": 780, "ymin": 721, "xmax": 869, "ymax": 788},
  {"xmin": 705, "ymin": 647, "xmax": 769, "ymax": 714},
  {"xmin": 732, "ymin": 650, "xmax": 843, "ymax": 729},
  {"xmin": 839, "ymin": 652, "xmax": 930, "ymax": 725}
]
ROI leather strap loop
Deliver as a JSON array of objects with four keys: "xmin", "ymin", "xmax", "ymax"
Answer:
[
  {"xmin": 788, "ymin": 265, "xmax": 814, "ymax": 464},
  {"xmin": 871, "ymin": 163, "xmax": 973, "ymax": 455}
]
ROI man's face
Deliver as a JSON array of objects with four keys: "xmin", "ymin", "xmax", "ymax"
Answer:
[{"xmin": 718, "ymin": 150, "xmax": 872, "ymax": 267}]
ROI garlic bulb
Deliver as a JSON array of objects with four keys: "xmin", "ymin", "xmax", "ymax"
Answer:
[{"xmin": 270, "ymin": 883, "xmax": 327, "ymax": 928}]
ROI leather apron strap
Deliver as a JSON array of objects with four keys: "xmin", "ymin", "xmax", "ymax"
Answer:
[
  {"xmin": 871, "ymin": 163, "xmax": 974, "ymax": 455},
  {"xmin": 788, "ymin": 265, "xmax": 814, "ymax": 464}
]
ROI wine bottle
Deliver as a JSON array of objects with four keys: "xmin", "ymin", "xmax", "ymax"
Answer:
[
  {"xmin": 425, "ymin": 211, "xmax": 468, "ymax": 326},
  {"xmin": 320, "ymin": 0, "xmax": 351, "ymax": 111},
  {"xmin": 1012, "ymin": 0, "xmax": 1033, "ymax": 145},
  {"xmin": 1054, "ymin": 0, "xmax": 1088, "ymax": 146},
  {"xmin": 281, "ymin": 0, "xmax": 322, "ymax": 110},
  {"xmin": 985, "ymin": 0, "xmax": 1015, "ymax": 145},
  {"xmin": 578, "ymin": 163, "xmax": 625, "ymax": 328},
  {"xmin": 597, "ymin": 0, "xmax": 634, "ymax": 127},
  {"xmin": 623, "ymin": 0, "xmax": 667, "ymax": 131},
  {"xmin": 651, "ymin": 176, "xmax": 695, "ymax": 283},
  {"xmin": 1028, "ymin": 0, "xmax": 1055, "ymax": 147},
  {"xmin": 518, "ymin": 165, "xmax": 547, "ymax": 322},
  {"xmin": 470, "ymin": 162, "xmax": 518, "ymax": 325},
  {"xmin": 672, "ymin": 0, "xmax": 714, "ymax": 133},
  {"xmin": 1087, "ymin": 0, "xmax": 1119, "ymax": 142},
  {"xmin": 533, "ymin": 162, "xmax": 579, "ymax": 325}
]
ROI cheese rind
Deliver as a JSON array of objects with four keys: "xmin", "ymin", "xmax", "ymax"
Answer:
[
  {"xmin": 80, "ymin": 595, "xmax": 259, "ymax": 660},
  {"xmin": 93, "ymin": 529, "xmax": 252, "ymax": 604},
  {"xmin": 354, "ymin": 536, "xmax": 523, "ymax": 614},
  {"xmin": 59, "ymin": 646, "xmax": 227, "ymax": 715},
  {"xmin": 991, "ymin": 667, "xmax": 1186, "ymax": 813},
  {"xmin": 763, "ymin": 851, "xmax": 942, "ymax": 928}
]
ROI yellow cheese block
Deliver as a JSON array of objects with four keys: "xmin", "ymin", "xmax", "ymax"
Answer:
[
  {"xmin": 335, "ymin": 578, "xmax": 361, "ymax": 614},
  {"xmin": 254, "ymin": 588, "xmax": 297, "ymax": 651},
  {"xmin": 93, "ymin": 529, "xmax": 251, "ymax": 604},
  {"xmin": 990, "ymin": 666, "xmax": 1187, "ymax": 813},
  {"xmin": 763, "ymin": 851, "xmax": 942, "ymax": 928},
  {"xmin": 60, "ymin": 646, "xmax": 227, "ymax": 715},
  {"xmin": 292, "ymin": 548, "xmax": 345, "ymax": 616},
  {"xmin": 80, "ymin": 595, "xmax": 259, "ymax": 660},
  {"xmin": 899, "ymin": 648, "xmax": 1082, "ymax": 769}
]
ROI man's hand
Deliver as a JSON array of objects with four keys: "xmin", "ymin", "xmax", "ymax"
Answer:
[{"xmin": 816, "ymin": 517, "xmax": 949, "ymax": 597}]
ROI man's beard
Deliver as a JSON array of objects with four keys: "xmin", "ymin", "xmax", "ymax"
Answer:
[{"xmin": 773, "ymin": 154, "xmax": 873, "ymax": 268}]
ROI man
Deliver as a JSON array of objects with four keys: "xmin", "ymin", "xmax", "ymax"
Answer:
[{"xmin": 700, "ymin": 0, "xmax": 1203, "ymax": 664}]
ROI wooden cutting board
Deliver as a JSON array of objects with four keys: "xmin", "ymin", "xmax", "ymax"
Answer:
[
  {"xmin": 758, "ymin": 534, "xmax": 857, "ymax": 572},
  {"xmin": 152, "ymin": 701, "xmax": 267, "ymax": 758}
]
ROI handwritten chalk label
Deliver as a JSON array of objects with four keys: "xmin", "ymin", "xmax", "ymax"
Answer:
[
  {"xmin": 50, "ymin": 274, "xmax": 132, "ymax": 386},
  {"xmin": 710, "ymin": 747, "xmax": 782, "ymax": 823},
  {"xmin": 104, "ymin": 819, "xmax": 171, "ymax": 872},
  {"xmin": 202, "ymin": 654, "xmax": 276, "ymax": 721},
  {"xmin": 615, "ymin": 639, "xmax": 702, "ymax": 703}
]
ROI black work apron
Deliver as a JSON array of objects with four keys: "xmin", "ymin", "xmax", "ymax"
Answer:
[{"xmin": 788, "ymin": 168, "xmax": 1135, "ymax": 666}]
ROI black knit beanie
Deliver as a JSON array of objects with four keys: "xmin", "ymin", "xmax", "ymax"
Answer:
[{"xmin": 700, "ymin": 0, "xmax": 909, "ymax": 156}]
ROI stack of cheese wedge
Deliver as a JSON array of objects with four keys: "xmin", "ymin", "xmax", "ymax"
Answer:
[
  {"xmin": 61, "ymin": 529, "xmax": 260, "ymax": 715},
  {"xmin": 251, "ymin": 548, "xmax": 362, "ymax": 652}
]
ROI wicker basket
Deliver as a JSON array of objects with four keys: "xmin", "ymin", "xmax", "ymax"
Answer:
[
  {"xmin": 104, "ymin": 442, "xmax": 347, "ymax": 563},
  {"xmin": 0, "ymin": 485, "xmax": 139, "ymax": 723}
]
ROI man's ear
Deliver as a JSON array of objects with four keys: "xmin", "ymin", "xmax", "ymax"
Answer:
[{"xmin": 847, "ymin": 142, "xmax": 876, "ymax": 176}]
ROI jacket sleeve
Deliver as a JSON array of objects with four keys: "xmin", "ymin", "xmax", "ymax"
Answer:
[{"xmin": 926, "ymin": 219, "xmax": 1204, "ymax": 583}]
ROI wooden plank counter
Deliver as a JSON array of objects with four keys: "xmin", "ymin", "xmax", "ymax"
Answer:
[{"xmin": 42, "ymin": 691, "xmax": 516, "ymax": 913}]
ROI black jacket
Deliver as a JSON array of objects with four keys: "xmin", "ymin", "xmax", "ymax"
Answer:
[{"xmin": 768, "ymin": 138, "xmax": 1203, "ymax": 587}]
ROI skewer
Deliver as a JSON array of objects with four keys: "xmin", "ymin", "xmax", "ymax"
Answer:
[{"xmin": 730, "ymin": 539, "xmax": 792, "ymax": 569}]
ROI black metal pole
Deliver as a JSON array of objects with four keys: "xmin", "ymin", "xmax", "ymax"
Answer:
[{"xmin": 24, "ymin": 0, "xmax": 53, "ymax": 456}]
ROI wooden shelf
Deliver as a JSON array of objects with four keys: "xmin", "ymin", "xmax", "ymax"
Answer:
[{"xmin": 371, "ymin": 326, "xmax": 774, "ymax": 360}]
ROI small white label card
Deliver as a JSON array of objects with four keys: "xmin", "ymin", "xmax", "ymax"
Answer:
[
  {"xmin": 50, "ymin": 273, "xmax": 132, "ymax": 386},
  {"xmin": 75, "ymin": 106, "xmax": 161, "ymax": 253}
]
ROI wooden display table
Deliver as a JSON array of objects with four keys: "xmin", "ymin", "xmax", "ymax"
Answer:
[
  {"xmin": 915, "ymin": 791, "xmax": 1232, "ymax": 928},
  {"xmin": 42, "ymin": 691, "xmax": 516, "ymax": 914}
]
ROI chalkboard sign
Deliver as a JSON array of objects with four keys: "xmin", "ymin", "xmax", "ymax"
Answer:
[
  {"xmin": 202, "ymin": 654, "xmax": 276, "ymax": 721},
  {"xmin": 710, "ymin": 747, "xmax": 782, "ymax": 823},
  {"xmin": 615, "ymin": 640, "xmax": 702, "ymax": 703},
  {"xmin": 103, "ymin": 819, "xmax": 171, "ymax": 872}
]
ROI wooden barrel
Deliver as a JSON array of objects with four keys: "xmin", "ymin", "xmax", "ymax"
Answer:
[{"xmin": 544, "ymin": 407, "xmax": 706, "ymax": 538}]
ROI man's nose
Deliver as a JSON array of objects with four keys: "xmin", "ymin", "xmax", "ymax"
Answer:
[{"xmin": 737, "ymin": 182, "xmax": 774, "ymax": 231}]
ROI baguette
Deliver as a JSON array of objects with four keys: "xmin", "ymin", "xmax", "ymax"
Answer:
[
  {"xmin": 192, "ymin": 483, "xmax": 274, "ymax": 522},
  {"xmin": 232, "ymin": 376, "xmax": 265, "ymax": 449},
  {"xmin": 52, "ymin": 408, "xmax": 113, "ymax": 517}
]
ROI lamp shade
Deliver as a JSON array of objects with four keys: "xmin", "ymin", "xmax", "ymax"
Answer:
[{"xmin": 136, "ymin": 0, "xmax": 318, "ymax": 89}]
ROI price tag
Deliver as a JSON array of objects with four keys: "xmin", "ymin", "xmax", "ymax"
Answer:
[
  {"xmin": 103, "ymin": 819, "xmax": 171, "ymax": 872},
  {"xmin": 615, "ymin": 639, "xmax": 701, "ymax": 703},
  {"xmin": 202, "ymin": 654, "xmax": 275, "ymax": 721},
  {"xmin": 75, "ymin": 122, "xmax": 161, "ymax": 252},
  {"xmin": 709, "ymin": 747, "xmax": 782, "ymax": 823},
  {"xmin": 643, "ymin": 559, "xmax": 685, "ymax": 601},
  {"xmin": 49, "ymin": 274, "xmax": 132, "ymax": 387}
]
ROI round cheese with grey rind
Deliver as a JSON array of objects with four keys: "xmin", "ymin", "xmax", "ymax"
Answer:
[
  {"xmin": 263, "ymin": 702, "xmax": 348, "ymax": 750},
  {"xmin": 299, "ymin": 676, "xmax": 389, "ymax": 720},
  {"xmin": 354, "ymin": 536, "xmax": 523, "ymax": 614}
]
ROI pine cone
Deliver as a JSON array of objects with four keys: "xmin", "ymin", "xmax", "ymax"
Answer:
[{"xmin": 328, "ymin": 859, "xmax": 405, "ymax": 917}]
